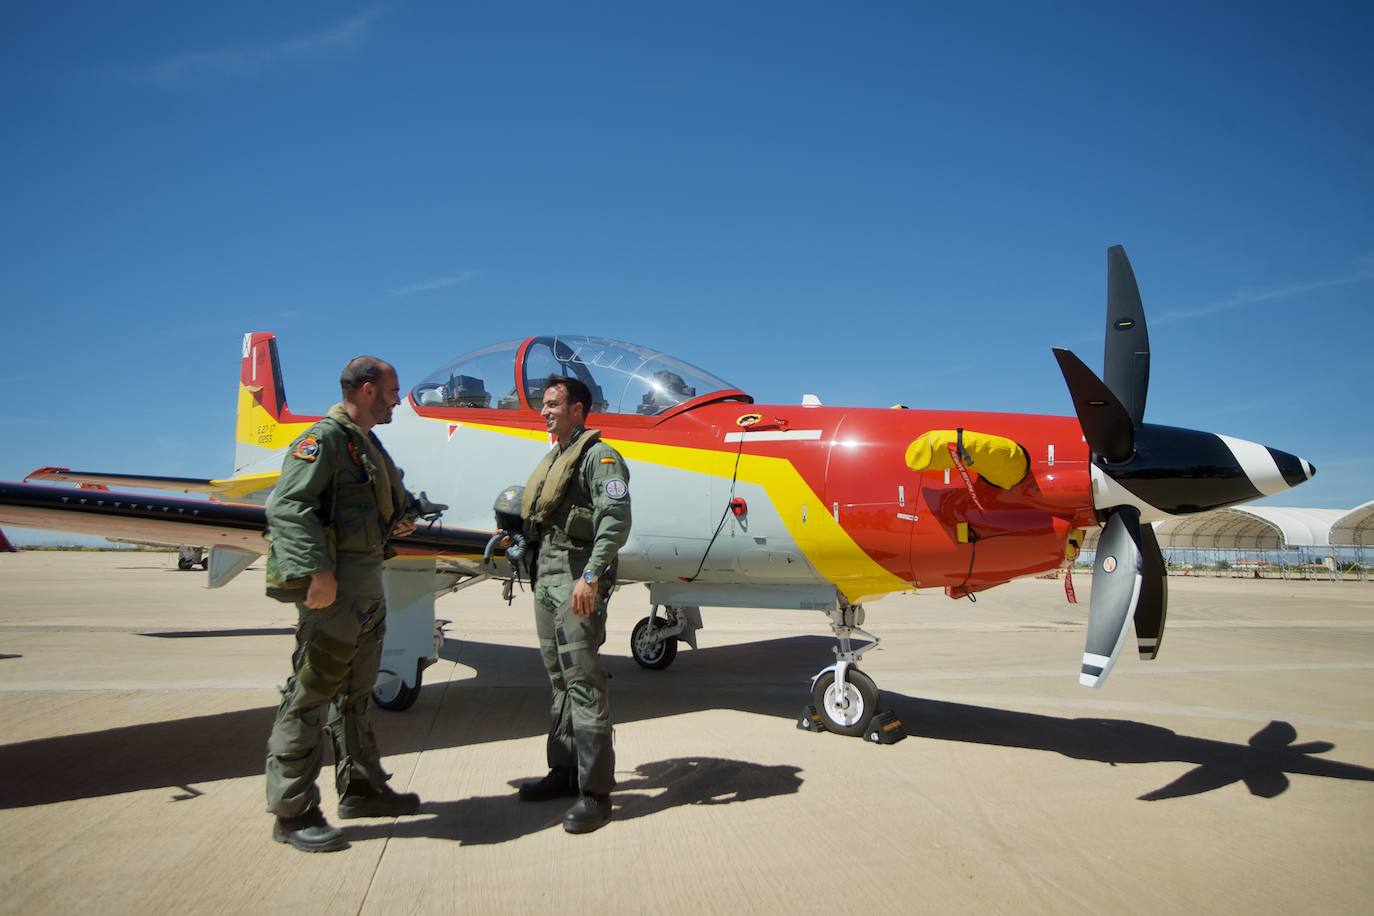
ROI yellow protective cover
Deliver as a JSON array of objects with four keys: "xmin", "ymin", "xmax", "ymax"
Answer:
[{"xmin": 904, "ymin": 429, "xmax": 1029, "ymax": 490}]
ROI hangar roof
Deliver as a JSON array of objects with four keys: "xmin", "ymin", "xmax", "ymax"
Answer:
[
  {"xmin": 1153, "ymin": 507, "xmax": 1346, "ymax": 550},
  {"xmin": 1330, "ymin": 500, "xmax": 1374, "ymax": 547},
  {"xmin": 1080, "ymin": 506, "xmax": 1352, "ymax": 551}
]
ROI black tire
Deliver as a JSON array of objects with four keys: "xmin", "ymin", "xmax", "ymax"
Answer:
[
  {"xmin": 811, "ymin": 667, "xmax": 879, "ymax": 737},
  {"xmin": 631, "ymin": 615, "xmax": 678, "ymax": 670},
  {"xmin": 373, "ymin": 669, "xmax": 423, "ymax": 711},
  {"xmin": 199, "ymin": 558, "xmax": 209, "ymax": 570},
  {"xmin": 177, "ymin": 557, "xmax": 194, "ymax": 571}
]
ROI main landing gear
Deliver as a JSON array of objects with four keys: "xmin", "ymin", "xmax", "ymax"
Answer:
[{"xmin": 630, "ymin": 605, "xmax": 701, "ymax": 670}]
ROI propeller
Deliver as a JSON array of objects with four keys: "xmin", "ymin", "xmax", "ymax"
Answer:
[{"xmin": 1056, "ymin": 245, "xmax": 1171, "ymax": 687}]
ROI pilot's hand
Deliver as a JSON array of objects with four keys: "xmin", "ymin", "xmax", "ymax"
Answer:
[
  {"xmin": 571, "ymin": 578, "xmax": 595, "ymax": 617},
  {"xmin": 306, "ymin": 570, "xmax": 338, "ymax": 609},
  {"xmin": 497, "ymin": 535, "xmax": 513, "ymax": 549},
  {"xmin": 392, "ymin": 519, "xmax": 417, "ymax": 538}
]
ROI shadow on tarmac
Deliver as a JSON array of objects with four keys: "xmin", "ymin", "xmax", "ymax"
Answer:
[
  {"xmin": 341, "ymin": 757, "xmax": 805, "ymax": 845},
  {"xmin": 2, "ymin": 635, "xmax": 1371, "ymax": 809},
  {"xmin": 142, "ymin": 628, "xmax": 295, "ymax": 639}
]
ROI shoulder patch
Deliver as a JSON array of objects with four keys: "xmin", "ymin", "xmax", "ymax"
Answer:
[
  {"xmin": 600, "ymin": 456, "xmax": 617, "ymax": 464},
  {"xmin": 604, "ymin": 478, "xmax": 628, "ymax": 500},
  {"xmin": 291, "ymin": 435, "xmax": 320, "ymax": 462}
]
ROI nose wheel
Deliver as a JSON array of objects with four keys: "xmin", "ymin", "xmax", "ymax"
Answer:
[
  {"xmin": 805, "ymin": 601, "xmax": 889, "ymax": 738},
  {"xmin": 811, "ymin": 666, "xmax": 879, "ymax": 736}
]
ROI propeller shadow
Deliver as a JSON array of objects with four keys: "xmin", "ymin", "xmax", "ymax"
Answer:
[{"xmin": 1, "ymin": 634, "xmax": 1369, "ymax": 809}]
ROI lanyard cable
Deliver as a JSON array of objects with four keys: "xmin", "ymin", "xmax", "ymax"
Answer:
[{"xmin": 682, "ymin": 432, "xmax": 748, "ymax": 583}]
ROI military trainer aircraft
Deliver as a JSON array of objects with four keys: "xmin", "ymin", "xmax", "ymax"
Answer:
[{"xmin": 0, "ymin": 247, "xmax": 1315, "ymax": 737}]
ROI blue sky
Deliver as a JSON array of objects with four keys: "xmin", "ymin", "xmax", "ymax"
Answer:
[{"xmin": 3, "ymin": 2, "xmax": 1371, "ymax": 543}]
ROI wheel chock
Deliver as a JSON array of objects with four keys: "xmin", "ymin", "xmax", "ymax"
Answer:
[
  {"xmin": 797, "ymin": 704, "xmax": 826, "ymax": 733},
  {"xmin": 864, "ymin": 710, "xmax": 906, "ymax": 744}
]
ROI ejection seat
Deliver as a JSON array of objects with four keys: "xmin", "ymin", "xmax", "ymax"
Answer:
[{"xmin": 637, "ymin": 370, "xmax": 696, "ymax": 415}]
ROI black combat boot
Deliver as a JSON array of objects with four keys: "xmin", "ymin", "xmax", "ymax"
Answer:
[
  {"xmin": 562, "ymin": 793, "xmax": 612, "ymax": 834},
  {"xmin": 273, "ymin": 808, "xmax": 349, "ymax": 853},
  {"xmin": 517, "ymin": 766, "xmax": 578, "ymax": 801},
  {"xmin": 337, "ymin": 783, "xmax": 421, "ymax": 819}
]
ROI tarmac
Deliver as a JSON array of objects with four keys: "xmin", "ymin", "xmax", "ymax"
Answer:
[{"xmin": 1, "ymin": 550, "xmax": 1372, "ymax": 915}]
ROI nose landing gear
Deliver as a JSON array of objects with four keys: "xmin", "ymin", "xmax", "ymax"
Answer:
[{"xmin": 806, "ymin": 601, "xmax": 901, "ymax": 740}]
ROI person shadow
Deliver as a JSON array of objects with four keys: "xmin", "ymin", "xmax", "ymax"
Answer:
[{"xmin": 339, "ymin": 756, "xmax": 804, "ymax": 846}]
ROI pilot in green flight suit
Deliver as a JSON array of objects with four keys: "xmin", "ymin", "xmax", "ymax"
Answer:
[
  {"xmin": 517, "ymin": 374, "xmax": 631, "ymax": 834},
  {"xmin": 263, "ymin": 357, "xmax": 422, "ymax": 853}
]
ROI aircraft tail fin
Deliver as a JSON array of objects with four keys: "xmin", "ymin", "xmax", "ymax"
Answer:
[{"xmin": 235, "ymin": 333, "xmax": 318, "ymax": 476}]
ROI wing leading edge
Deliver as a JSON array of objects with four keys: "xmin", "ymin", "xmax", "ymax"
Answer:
[{"xmin": 0, "ymin": 481, "xmax": 494, "ymax": 559}]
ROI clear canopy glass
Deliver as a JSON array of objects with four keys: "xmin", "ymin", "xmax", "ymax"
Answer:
[{"xmin": 411, "ymin": 335, "xmax": 742, "ymax": 415}]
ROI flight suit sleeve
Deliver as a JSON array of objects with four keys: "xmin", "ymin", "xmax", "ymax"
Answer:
[
  {"xmin": 265, "ymin": 424, "xmax": 337, "ymax": 580},
  {"xmin": 584, "ymin": 443, "xmax": 632, "ymax": 577}
]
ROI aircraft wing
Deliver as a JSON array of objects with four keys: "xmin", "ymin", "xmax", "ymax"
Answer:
[
  {"xmin": 0, "ymin": 480, "xmax": 496, "ymax": 560},
  {"xmin": 25, "ymin": 467, "xmax": 280, "ymax": 503}
]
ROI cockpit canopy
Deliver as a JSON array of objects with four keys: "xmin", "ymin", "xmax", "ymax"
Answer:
[{"xmin": 412, "ymin": 335, "xmax": 749, "ymax": 416}]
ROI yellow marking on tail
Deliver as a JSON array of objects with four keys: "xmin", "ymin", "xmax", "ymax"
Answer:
[{"xmin": 236, "ymin": 386, "xmax": 314, "ymax": 450}]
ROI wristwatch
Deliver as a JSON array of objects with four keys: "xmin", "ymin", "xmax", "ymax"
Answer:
[{"xmin": 582, "ymin": 568, "xmax": 598, "ymax": 585}]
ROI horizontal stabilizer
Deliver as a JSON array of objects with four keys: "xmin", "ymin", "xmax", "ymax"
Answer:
[
  {"xmin": 25, "ymin": 468, "xmax": 278, "ymax": 503},
  {"xmin": 208, "ymin": 546, "xmax": 259, "ymax": 588}
]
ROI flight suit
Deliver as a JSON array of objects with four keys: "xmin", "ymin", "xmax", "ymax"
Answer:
[
  {"xmin": 263, "ymin": 411, "xmax": 409, "ymax": 818},
  {"xmin": 527, "ymin": 427, "xmax": 632, "ymax": 796}
]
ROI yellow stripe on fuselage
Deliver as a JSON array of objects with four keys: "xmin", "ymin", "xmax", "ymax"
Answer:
[
  {"xmin": 235, "ymin": 386, "xmax": 314, "ymax": 450},
  {"xmin": 453, "ymin": 420, "xmax": 908, "ymax": 602}
]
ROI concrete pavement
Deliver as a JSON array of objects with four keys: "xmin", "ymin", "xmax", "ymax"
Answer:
[{"xmin": 1, "ymin": 551, "xmax": 1372, "ymax": 914}]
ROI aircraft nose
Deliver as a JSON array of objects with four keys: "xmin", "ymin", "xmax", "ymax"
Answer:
[{"xmin": 1220, "ymin": 437, "xmax": 1315, "ymax": 495}]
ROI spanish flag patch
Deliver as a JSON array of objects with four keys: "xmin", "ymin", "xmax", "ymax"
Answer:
[
  {"xmin": 291, "ymin": 435, "xmax": 321, "ymax": 462},
  {"xmin": 600, "ymin": 457, "xmax": 616, "ymax": 464}
]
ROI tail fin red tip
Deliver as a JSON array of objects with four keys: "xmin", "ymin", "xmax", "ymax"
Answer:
[{"xmin": 240, "ymin": 332, "xmax": 289, "ymax": 420}]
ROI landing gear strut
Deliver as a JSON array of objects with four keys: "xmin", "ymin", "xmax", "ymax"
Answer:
[
  {"xmin": 809, "ymin": 601, "xmax": 883, "ymax": 737},
  {"xmin": 630, "ymin": 605, "xmax": 701, "ymax": 670}
]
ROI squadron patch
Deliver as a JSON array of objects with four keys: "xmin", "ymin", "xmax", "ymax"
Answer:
[
  {"xmin": 604, "ymin": 478, "xmax": 628, "ymax": 500},
  {"xmin": 291, "ymin": 435, "xmax": 320, "ymax": 462}
]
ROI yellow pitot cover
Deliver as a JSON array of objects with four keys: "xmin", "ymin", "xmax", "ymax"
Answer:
[{"xmin": 904, "ymin": 430, "xmax": 1029, "ymax": 490}]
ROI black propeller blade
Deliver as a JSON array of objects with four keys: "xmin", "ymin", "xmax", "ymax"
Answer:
[
  {"xmin": 1104, "ymin": 244, "xmax": 1151, "ymax": 427},
  {"xmin": 1052, "ymin": 348, "xmax": 1135, "ymax": 463},
  {"xmin": 1134, "ymin": 522, "xmax": 1169, "ymax": 659}
]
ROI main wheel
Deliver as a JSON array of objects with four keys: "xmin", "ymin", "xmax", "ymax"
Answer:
[
  {"xmin": 631, "ymin": 615, "xmax": 679, "ymax": 670},
  {"xmin": 373, "ymin": 669, "xmax": 423, "ymax": 711},
  {"xmin": 811, "ymin": 667, "xmax": 879, "ymax": 737},
  {"xmin": 177, "ymin": 557, "xmax": 194, "ymax": 570}
]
